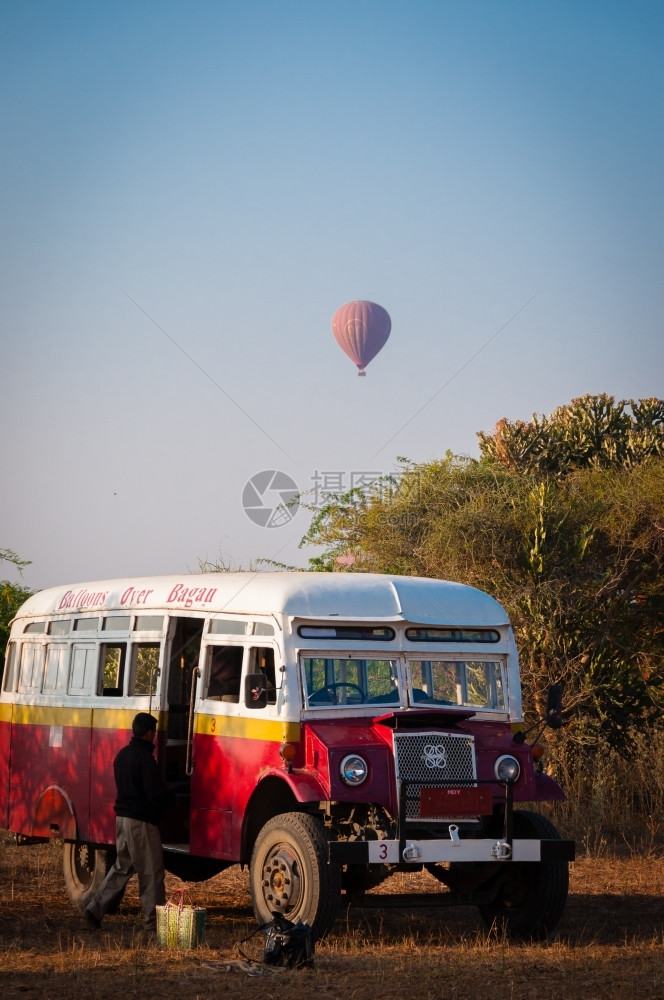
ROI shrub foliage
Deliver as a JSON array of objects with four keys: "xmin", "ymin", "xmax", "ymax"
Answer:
[{"xmin": 300, "ymin": 395, "xmax": 664, "ymax": 749}]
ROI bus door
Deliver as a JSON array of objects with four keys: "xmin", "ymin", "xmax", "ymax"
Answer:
[
  {"xmin": 188, "ymin": 642, "xmax": 279, "ymax": 859},
  {"xmin": 188, "ymin": 642, "xmax": 246, "ymax": 858},
  {"xmin": 160, "ymin": 616, "xmax": 204, "ymax": 846}
]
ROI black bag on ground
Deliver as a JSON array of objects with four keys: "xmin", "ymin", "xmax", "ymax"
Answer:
[{"xmin": 262, "ymin": 912, "xmax": 315, "ymax": 968}]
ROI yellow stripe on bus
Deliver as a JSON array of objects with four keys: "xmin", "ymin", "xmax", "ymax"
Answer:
[
  {"xmin": 10, "ymin": 704, "xmax": 94, "ymax": 727},
  {"xmin": 2, "ymin": 703, "xmax": 300, "ymax": 743},
  {"xmin": 5, "ymin": 705, "xmax": 157, "ymax": 730},
  {"xmin": 194, "ymin": 713, "xmax": 300, "ymax": 743}
]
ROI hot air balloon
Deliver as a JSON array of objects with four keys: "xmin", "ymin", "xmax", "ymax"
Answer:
[{"xmin": 331, "ymin": 300, "xmax": 391, "ymax": 376}]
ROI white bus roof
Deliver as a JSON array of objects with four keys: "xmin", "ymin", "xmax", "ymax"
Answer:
[{"xmin": 12, "ymin": 572, "xmax": 509, "ymax": 628}]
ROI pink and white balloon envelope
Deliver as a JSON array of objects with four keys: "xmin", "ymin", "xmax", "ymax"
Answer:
[{"xmin": 331, "ymin": 300, "xmax": 391, "ymax": 375}]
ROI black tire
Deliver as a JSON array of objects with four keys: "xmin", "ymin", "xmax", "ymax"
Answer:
[
  {"xmin": 249, "ymin": 811, "xmax": 341, "ymax": 939},
  {"xmin": 478, "ymin": 810, "xmax": 569, "ymax": 940},
  {"xmin": 63, "ymin": 841, "xmax": 114, "ymax": 912}
]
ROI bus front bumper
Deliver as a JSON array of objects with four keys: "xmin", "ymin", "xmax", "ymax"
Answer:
[{"xmin": 329, "ymin": 836, "xmax": 575, "ymax": 865}]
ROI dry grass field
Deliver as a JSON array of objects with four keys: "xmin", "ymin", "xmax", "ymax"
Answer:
[{"xmin": 1, "ymin": 834, "xmax": 664, "ymax": 1000}]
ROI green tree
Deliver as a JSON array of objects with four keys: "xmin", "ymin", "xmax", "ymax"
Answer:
[
  {"xmin": 0, "ymin": 550, "xmax": 33, "ymax": 670},
  {"xmin": 300, "ymin": 399, "xmax": 664, "ymax": 748},
  {"xmin": 0, "ymin": 549, "xmax": 31, "ymax": 574},
  {"xmin": 477, "ymin": 394, "xmax": 664, "ymax": 474}
]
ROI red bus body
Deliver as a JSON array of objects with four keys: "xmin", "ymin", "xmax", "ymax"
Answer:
[{"xmin": 0, "ymin": 572, "xmax": 573, "ymax": 939}]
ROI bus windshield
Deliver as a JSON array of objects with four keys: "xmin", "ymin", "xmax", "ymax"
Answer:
[
  {"xmin": 302, "ymin": 657, "xmax": 400, "ymax": 707},
  {"xmin": 408, "ymin": 659, "xmax": 505, "ymax": 710},
  {"xmin": 301, "ymin": 656, "xmax": 506, "ymax": 711}
]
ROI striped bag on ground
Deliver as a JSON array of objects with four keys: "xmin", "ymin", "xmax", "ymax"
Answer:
[{"xmin": 156, "ymin": 890, "xmax": 206, "ymax": 949}]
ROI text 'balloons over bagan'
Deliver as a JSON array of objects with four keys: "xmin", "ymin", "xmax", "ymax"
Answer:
[{"xmin": 331, "ymin": 300, "xmax": 391, "ymax": 376}]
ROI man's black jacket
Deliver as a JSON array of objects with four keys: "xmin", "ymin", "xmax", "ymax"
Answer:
[{"xmin": 113, "ymin": 736, "xmax": 175, "ymax": 826}]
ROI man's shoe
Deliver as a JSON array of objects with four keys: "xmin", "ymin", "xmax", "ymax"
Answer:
[{"xmin": 83, "ymin": 908, "xmax": 101, "ymax": 931}]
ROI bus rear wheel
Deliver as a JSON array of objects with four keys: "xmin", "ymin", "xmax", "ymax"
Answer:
[
  {"xmin": 63, "ymin": 841, "xmax": 114, "ymax": 912},
  {"xmin": 249, "ymin": 811, "xmax": 341, "ymax": 939}
]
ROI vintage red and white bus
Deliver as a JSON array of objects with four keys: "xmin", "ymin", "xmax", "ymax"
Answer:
[{"xmin": 0, "ymin": 571, "xmax": 573, "ymax": 938}]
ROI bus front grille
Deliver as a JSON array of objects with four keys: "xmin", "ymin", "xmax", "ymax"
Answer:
[{"xmin": 393, "ymin": 731, "xmax": 477, "ymax": 821}]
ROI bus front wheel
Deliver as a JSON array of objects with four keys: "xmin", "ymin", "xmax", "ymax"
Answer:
[
  {"xmin": 249, "ymin": 811, "xmax": 341, "ymax": 939},
  {"xmin": 63, "ymin": 841, "xmax": 114, "ymax": 911},
  {"xmin": 478, "ymin": 810, "xmax": 569, "ymax": 940}
]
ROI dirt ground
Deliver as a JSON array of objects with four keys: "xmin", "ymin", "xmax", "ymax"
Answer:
[{"xmin": 1, "ymin": 837, "xmax": 663, "ymax": 1000}]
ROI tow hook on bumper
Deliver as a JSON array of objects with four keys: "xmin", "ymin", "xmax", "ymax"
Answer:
[{"xmin": 490, "ymin": 840, "xmax": 512, "ymax": 859}]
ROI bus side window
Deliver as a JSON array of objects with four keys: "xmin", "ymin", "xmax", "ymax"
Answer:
[
  {"xmin": 166, "ymin": 617, "xmax": 204, "ymax": 741},
  {"xmin": 131, "ymin": 643, "xmax": 160, "ymax": 696},
  {"xmin": 43, "ymin": 644, "xmax": 70, "ymax": 694},
  {"xmin": 100, "ymin": 643, "xmax": 127, "ymax": 696},
  {"xmin": 68, "ymin": 644, "xmax": 97, "ymax": 695},
  {"xmin": 18, "ymin": 643, "xmax": 46, "ymax": 694},
  {"xmin": 245, "ymin": 647, "xmax": 277, "ymax": 706},
  {"xmin": 207, "ymin": 646, "xmax": 243, "ymax": 702},
  {"xmin": 2, "ymin": 642, "xmax": 17, "ymax": 692}
]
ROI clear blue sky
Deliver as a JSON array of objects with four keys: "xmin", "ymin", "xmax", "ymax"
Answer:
[{"xmin": 2, "ymin": 0, "xmax": 663, "ymax": 590}]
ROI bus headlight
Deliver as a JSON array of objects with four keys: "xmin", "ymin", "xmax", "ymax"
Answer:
[
  {"xmin": 340, "ymin": 754, "xmax": 368, "ymax": 786},
  {"xmin": 494, "ymin": 754, "xmax": 520, "ymax": 783}
]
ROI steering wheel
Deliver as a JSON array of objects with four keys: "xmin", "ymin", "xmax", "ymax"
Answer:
[{"xmin": 309, "ymin": 682, "xmax": 365, "ymax": 704}]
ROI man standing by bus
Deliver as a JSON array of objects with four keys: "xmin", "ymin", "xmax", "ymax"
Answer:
[{"xmin": 83, "ymin": 712, "xmax": 175, "ymax": 933}]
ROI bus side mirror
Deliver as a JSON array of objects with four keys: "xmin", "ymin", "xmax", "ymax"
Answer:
[
  {"xmin": 245, "ymin": 673, "xmax": 268, "ymax": 710},
  {"xmin": 546, "ymin": 683, "xmax": 564, "ymax": 730}
]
